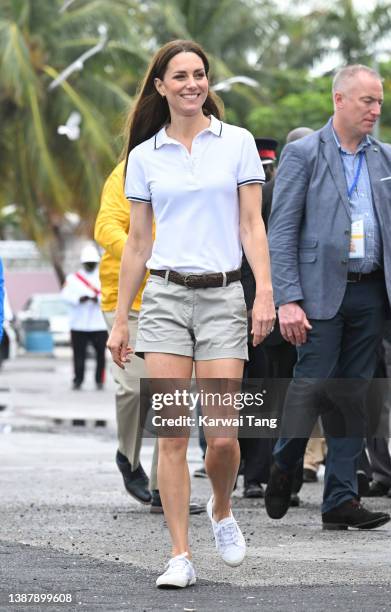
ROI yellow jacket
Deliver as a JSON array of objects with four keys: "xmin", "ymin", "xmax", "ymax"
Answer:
[{"xmin": 94, "ymin": 161, "xmax": 152, "ymax": 312}]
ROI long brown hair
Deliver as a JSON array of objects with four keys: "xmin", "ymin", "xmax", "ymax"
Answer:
[{"xmin": 121, "ymin": 40, "xmax": 223, "ymax": 162}]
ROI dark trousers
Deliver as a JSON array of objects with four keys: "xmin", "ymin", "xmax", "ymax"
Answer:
[
  {"xmin": 197, "ymin": 402, "xmax": 207, "ymax": 459},
  {"xmin": 273, "ymin": 279, "xmax": 387, "ymax": 513},
  {"xmin": 71, "ymin": 330, "xmax": 108, "ymax": 386},
  {"xmin": 240, "ymin": 341, "xmax": 297, "ymax": 485},
  {"xmin": 358, "ymin": 345, "xmax": 391, "ymax": 486},
  {"xmin": 360, "ymin": 438, "xmax": 391, "ymax": 486}
]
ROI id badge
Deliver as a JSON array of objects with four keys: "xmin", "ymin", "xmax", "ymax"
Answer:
[{"xmin": 349, "ymin": 217, "xmax": 365, "ymax": 259}]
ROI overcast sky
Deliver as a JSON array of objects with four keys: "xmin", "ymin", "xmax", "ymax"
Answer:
[
  {"xmin": 276, "ymin": 0, "xmax": 381, "ymax": 13},
  {"xmin": 274, "ymin": 0, "xmax": 391, "ymax": 74}
]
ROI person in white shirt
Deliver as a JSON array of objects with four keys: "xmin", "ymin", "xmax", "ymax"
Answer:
[
  {"xmin": 62, "ymin": 244, "xmax": 108, "ymax": 390},
  {"xmin": 107, "ymin": 39, "xmax": 275, "ymax": 589}
]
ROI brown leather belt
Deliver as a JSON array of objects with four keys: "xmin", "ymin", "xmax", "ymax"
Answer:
[
  {"xmin": 150, "ymin": 269, "xmax": 241, "ymax": 288},
  {"xmin": 347, "ymin": 269, "xmax": 384, "ymax": 283}
]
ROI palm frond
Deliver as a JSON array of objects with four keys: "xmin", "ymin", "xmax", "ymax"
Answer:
[
  {"xmin": 0, "ymin": 21, "xmax": 37, "ymax": 104},
  {"xmin": 43, "ymin": 64, "xmax": 117, "ymax": 163},
  {"xmin": 27, "ymin": 84, "xmax": 71, "ymax": 208}
]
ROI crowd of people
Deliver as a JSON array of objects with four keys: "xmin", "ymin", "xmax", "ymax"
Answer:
[{"xmin": 67, "ymin": 39, "xmax": 391, "ymax": 590}]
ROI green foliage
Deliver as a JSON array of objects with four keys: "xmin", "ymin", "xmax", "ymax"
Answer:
[
  {"xmin": 247, "ymin": 76, "xmax": 333, "ymax": 144},
  {"xmin": 146, "ymin": 0, "xmax": 280, "ymax": 112},
  {"xmin": 1, "ymin": 0, "xmax": 391, "ymax": 275},
  {"xmin": 377, "ymin": 60, "xmax": 391, "ymax": 144},
  {"xmin": 0, "ymin": 0, "xmax": 149, "ymax": 276}
]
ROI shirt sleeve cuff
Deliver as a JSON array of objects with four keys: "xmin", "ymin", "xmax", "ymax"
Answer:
[
  {"xmin": 126, "ymin": 195, "xmax": 151, "ymax": 204},
  {"xmin": 237, "ymin": 178, "xmax": 265, "ymax": 187}
]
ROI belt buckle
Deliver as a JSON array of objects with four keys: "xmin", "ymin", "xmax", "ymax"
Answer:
[{"xmin": 183, "ymin": 274, "xmax": 194, "ymax": 287}]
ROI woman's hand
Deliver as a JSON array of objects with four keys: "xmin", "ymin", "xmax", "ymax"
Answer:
[
  {"xmin": 107, "ymin": 321, "xmax": 133, "ymax": 369},
  {"xmin": 251, "ymin": 291, "xmax": 276, "ymax": 347}
]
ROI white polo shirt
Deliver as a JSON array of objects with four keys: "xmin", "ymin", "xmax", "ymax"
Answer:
[{"xmin": 125, "ymin": 115, "xmax": 265, "ymax": 274}]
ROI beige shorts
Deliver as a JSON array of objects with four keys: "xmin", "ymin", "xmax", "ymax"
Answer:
[{"xmin": 135, "ymin": 276, "xmax": 248, "ymax": 361}]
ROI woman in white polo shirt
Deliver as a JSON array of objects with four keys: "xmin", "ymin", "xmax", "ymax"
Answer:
[{"xmin": 108, "ymin": 39, "xmax": 275, "ymax": 589}]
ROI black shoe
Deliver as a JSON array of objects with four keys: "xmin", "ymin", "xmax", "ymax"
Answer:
[
  {"xmin": 292, "ymin": 463, "xmax": 303, "ymax": 494},
  {"xmin": 322, "ymin": 499, "xmax": 390, "ymax": 530},
  {"xmin": 96, "ymin": 382, "xmax": 104, "ymax": 390},
  {"xmin": 289, "ymin": 493, "xmax": 300, "ymax": 507},
  {"xmin": 72, "ymin": 381, "xmax": 82, "ymax": 390},
  {"xmin": 357, "ymin": 471, "xmax": 371, "ymax": 497},
  {"xmin": 150, "ymin": 490, "xmax": 205, "ymax": 515},
  {"xmin": 243, "ymin": 482, "xmax": 264, "ymax": 498},
  {"xmin": 303, "ymin": 468, "xmax": 318, "ymax": 483},
  {"xmin": 115, "ymin": 451, "xmax": 151, "ymax": 504},
  {"xmin": 265, "ymin": 463, "xmax": 295, "ymax": 519},
  {"xmin": 193, "ymin": 466, "xmax": 208, "ymax": 478},
  {"xmin": 365, "ymin": 481, "xmax": 390, "ymax": 497}
]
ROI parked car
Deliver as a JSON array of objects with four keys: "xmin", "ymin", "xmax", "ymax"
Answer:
[{"xmin": 17, "ymin": 293, "xmax": 71, "ymax": 346}]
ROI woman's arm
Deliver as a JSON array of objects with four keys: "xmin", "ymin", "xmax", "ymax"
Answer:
[
  {"xmin": 94, "ymin": 162, "xmax": 129, "ymax": 261},
  {"xmin": 239, "ymin": 183, "xmax": 275, "ymax": 346},
  {"xmin": 107, "ymin": 201, "xmax": 153, "ymax": 368}
]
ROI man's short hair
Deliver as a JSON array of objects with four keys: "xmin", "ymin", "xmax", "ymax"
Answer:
[
  {"xmin": 332, "ymin": 64, "xmax": 382, "ymax": 95},
  {"xmin": 286, "ymin": 127, "xmax": 314, "ymax": 144}
]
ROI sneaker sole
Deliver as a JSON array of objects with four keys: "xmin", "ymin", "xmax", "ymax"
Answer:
[
  {"xmin": 322, "ymin": 515, "xmax": 390, "ymax": 530},
  {"xmin": 222, "ymin": 553, "xmax": 246, "ymax": 567},
  {"xmin": 156, "ymin": 577, "xmax": 196, "ymax": 588}
]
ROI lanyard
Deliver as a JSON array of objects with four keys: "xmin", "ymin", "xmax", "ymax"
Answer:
[{"xmin": 346, "ymin": 151, "xmax": 364, "ymax": 200}]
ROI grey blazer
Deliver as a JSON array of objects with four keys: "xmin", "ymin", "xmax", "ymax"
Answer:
[{"xmin": 268, "ymin": 120, "xmax": 391, "ymax": 320}]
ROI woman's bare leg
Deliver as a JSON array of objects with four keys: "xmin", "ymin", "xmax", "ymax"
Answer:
[
  {"xmin": 195, "ymin": 359, "xmax": 244, "ymax": 521},
  {"xmin": 145, "ymin": 353, "xmax": 193, "ymax": 557}
]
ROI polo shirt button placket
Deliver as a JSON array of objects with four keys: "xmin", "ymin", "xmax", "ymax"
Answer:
[
  {"xmin": 191, "ymin": 142, "xmax": 198, "ymax": 175},
  {"xmin": 184, "ymin": 150, "xmax": 193, "ymax": 177},
  {"xmin": 188, "ymin": 149, "xmax": 196, "ymax": 178}
]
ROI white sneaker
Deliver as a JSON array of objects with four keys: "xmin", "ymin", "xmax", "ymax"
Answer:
[
  {"xmin": 156, "ymin": 553, "xmax": 196, "ymax": 588},
  {"xmin": 207, "ymin": 496, "xmax": 246, "ymax": 567}
]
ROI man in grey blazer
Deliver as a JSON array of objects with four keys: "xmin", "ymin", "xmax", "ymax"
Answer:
[{"xmin": 266, "ymin": 64, "xmax": 391, "ymax": 530}]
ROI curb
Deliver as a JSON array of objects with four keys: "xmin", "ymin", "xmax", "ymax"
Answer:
[{"xmin": 52, "ymin": 417, "xmax": 109, "ymax": 428}]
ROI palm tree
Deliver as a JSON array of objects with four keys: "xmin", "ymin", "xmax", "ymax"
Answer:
[
  {"xmin": 0, "ymin": 0, "xmax": 148, "ymax": 281},
  {"xmin": 145, "ymin": 0, "xmax": 282, "ymax": 124},
  {"xmin": 274, "ymin": 1, "xmax": 391, "ymax": 69},
  {"xmin": 322, "ymin": 0, "xmax": 391, "ymax": 65}
]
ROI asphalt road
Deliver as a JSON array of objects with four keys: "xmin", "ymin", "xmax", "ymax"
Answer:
[
  {"xmin": 0, "ymin": 352, "xmax": 390, "ymax": 612},
  {"xmin": 2, "ymin": 541, "xmax": 391, "ymax": 612}
]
